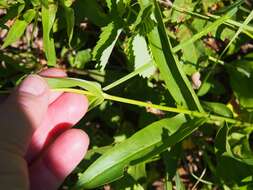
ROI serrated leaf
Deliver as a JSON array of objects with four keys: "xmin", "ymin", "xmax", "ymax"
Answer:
[
  {"xmin": 132, "ymin": 4, "xmax": 156, "ymax": 36},
  {"xmin": 2, "ymin": 9, "xmax": 36, "ymax": 48},
  {"xmin": 75, "ymin": 114, "xmax": 206, "ymax": 189},
  {"xmin": 93, "ymin": 21, "xmax": 122, "ymax": 70},
  {"xmin": 45, "ymin": 77, "xmax": 104, "ymax": 110},
  {"xmin": 131, "ymin": 34, "xmax": 155, "ymax": 78},
  {"xmin": 42, "ymin": 3, "xmax": 57, "ymax": 66}
]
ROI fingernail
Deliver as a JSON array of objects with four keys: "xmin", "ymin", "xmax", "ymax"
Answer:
[{"xmin": 19, "ymin": 75, "xmax": 47, "ymax": 96}]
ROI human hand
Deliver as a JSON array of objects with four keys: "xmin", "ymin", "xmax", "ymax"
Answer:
[{"xmin": 0, "ymin": 68, "xmax": 89, "ymax": 190}]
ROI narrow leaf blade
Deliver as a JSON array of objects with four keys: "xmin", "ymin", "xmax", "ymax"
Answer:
[
  {"xmin": 42, "ymin": 3, "xmax": 57, "ymax": 66},
  {"xmin": 76, "ymin": 114, "xmax": 206, "ymax": 189}
]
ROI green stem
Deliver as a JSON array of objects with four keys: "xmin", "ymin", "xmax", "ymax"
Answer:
[
  {"xmin": 2, "ymin": 87, "xmax": 251, "ymax": 127},
  {"xmin": 53, "ymin": 88, "xmax": 252, "ymax": 127},
  {"xmin": 170, "ymin": 4, "xmax": 253, "ymax": 37},
  {"xmin": 102, "ymin": 63, "xmax": 152, "ymax": 91}
]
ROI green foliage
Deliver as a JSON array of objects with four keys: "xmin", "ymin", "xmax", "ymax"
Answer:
[
  {"xmin": 2, "ymin": 9, "xmax": 36, "ymax": 48},
  {"xmin": 132, "ymin": 4, "xmax": 157, "ymax": 35},
  {"xmin": 92, "ymin": 21, "xmax": 123, "ymax": 70},
  {"xmin": 76, "ymin": 114, "xmax": 206, "ymax": 189},
  {"xmin": 42, "ymin": 3, "xmax": 57, "ymax": 66},
  {"xmin": 1, "ymin": 0, "xmax": 253, "ymax": 189},
  {"xmin": 62, "ymin": 5, "xmax": 74, "ymax": 45},
  {"xmin": 202, "ymin": 101, "xmax": 233, "ymax": 118},
  {"xmin": 130, "ymin": 34, "xmax": 155, "ymax": 78},
  {"xmin": 228, "ymin": 59, "xmax": 253, "ymax": 110},
  {"xmin": 45, "ymin": 77, "xmax": 104, "ymax": 110},
  {"xmin": 144, "ymin": 0, "xmax": 203, "ymax": 111}
]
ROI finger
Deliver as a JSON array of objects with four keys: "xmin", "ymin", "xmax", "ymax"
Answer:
[
  {"xmin": 39, "ymin": 68, "xmax": 67, "ymax": 104},
  {"xmin": 29, "ymin": 129, "xmax": 89, "ymax": 190},
  {"xmin": 0, "ymin": 75, "xmax": 50, "ymax": 190},
  {"xmin": 0, "ymin": 75, "xmax": 50, "ymax": 154},
  {"xmin": 26, "ymin": 92, "xmax": 88, "ymax": 162},
  {"xmin": 39, "ymin": 68, "xmax": 67, "ymax": 77}
]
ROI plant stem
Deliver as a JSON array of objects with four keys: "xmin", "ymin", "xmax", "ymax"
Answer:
[
  {"xmin": 53, "ymin": 88, "xmax": 252, "ymax": 127},
  {"xmin": 102, "ymin": 63, "xmax": 152, "ymax": 91}
]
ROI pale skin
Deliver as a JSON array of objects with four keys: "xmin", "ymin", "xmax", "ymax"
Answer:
[{"xmin": 0, "ymin": 68, "xmax": 90, "ymax": 190}]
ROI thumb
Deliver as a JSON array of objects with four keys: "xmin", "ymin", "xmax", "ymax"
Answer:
[
  {"xmin": 0, "ymin": 75, "xmax": 50, "ymax": 190},
  {"xmin": 0, "ymin": 74, "xmax": 50, "ymax": 154}
]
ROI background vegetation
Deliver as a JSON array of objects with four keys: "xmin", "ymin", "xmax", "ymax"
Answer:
[{"xmin": 0, "ymin": 0, "xmax": 253, "ymax": 189}]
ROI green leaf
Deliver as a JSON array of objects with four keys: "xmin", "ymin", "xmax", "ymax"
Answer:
[
  {"xmin": 216, "ymin": 155, "xmax": 253, "ymax": 185},
  {"xmin": 131, "ymin": 34, "xmax": 155, "ymax": 78},
  {"xmin": 0, "ymin": 3, "xmax": 25, "ymax": 26},
  {"xmin": 93, "ymin": 21, "xmax": 122, "ymax": 70},
  {"xmin": 60, "ymin": 0, "xmax": 74, "ymax": 7},
  {"xmin": 132, "ymin": 4, "xmax": 157, "ymax": 36},
  {"xmin": 0, "ymin": 0, "xmax": 8, "ymax": 8},
  {"xmin": 45, "ymin": 77, "xmax": 104, "ymax": 110},
  {"xmin": 42, "ymin": 3, "xmax": 57, "ymax": 66},
  {"xmin": 162, "ymin": 144, "xmax": 182, "ymax": 190},
  {"xmin": 40, "ymin": 0, "xmax": 48, "ymax": 7},
  {"xmin": 73, "ymin": 0, "xmax": 110, "ymax": 27},
  {"xmin": 31, "ymin": 0, "xmax": 40, "ymax": 6},
  {"xmin": 214, "ymin": 0, "xmax": 243, "ymax": 14},
  {"xmin": 173, "ymin": 8, "xmax": 237, "ymax": 53},
  {"xmin": 176, "ymin": 24, "xmax": 202, "ymax": 69},
  {"xmin": 2, "ymin": 9, "xmax": 36, "ymax": 48},
  {"xmin": 171, "ymin": 0, "xmax": 195, "ymax": 23},
  {"xmin": 140, "ymin": 0, "xmax": 203, "ymax": 112},
  {"xmin": 127, "ymin": 162, "xmax": 147, "ymax": 182},
  {"xmin": 105, "ymin": 0, "xmax": 113, "ymax": 10},
  {"xmin": 202, "ymin": 101, "xmax": 233, "ymax": 118},
  {"xmin": 75, "ymin": 114, "xmax": 206, "ymax": 189},
  {"xmin": 63, "ymin": 6, "xmax": 74, "ymax": 46},
  {"xmin": 71, "ymin": 49, "xmax": 92, "ymax": 69},
  {"xmin": 228, "ymin": 60, "xmax": 253, "ymax": 110},
  {"xmin": 175, "ymin": 172, "xmax": 186, "ymax": 190},
  {"xmin": 215, "ymin": 125, "xmax": 232, "ymax": 157},
  {"xmin": 221, "ymin": 10, "xmax": 253, "ymax": 55}
]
